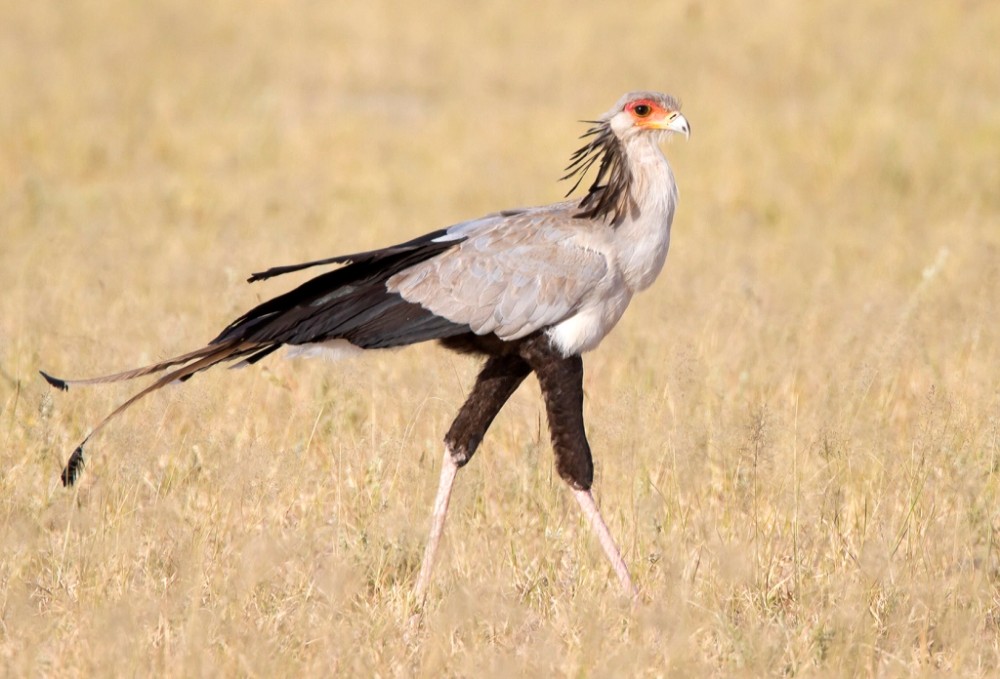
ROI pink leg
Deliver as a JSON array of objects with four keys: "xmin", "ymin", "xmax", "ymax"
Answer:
[
  {"xmin": 414, "ymin": 449, "xmax": 459, "ymax": 605},
  {"xmin": 573, "ymin": 488, "xmax": 638, "ymax": 598}
]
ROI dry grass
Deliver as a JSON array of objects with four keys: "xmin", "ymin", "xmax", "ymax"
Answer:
[{"xmin": 2, "ymin": 0, "xmax": 1000, "ymax": 676}]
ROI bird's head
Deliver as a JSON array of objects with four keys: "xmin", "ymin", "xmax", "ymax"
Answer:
[
  {"xmin": 607, "ymin": 91, "xmax": 690, "ymax": 141},
  {"xmin": 563, "ymin": 91, "xmax": 688, "ymax": 225}
]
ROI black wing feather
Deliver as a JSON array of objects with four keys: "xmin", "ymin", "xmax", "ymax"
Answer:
[
  {"xmin": 214, "ymin": 234, "xmax": 470, "ymax": 349},
  {"xmin": 246, "ymin": 228, "xmax": 453, "ymax": 282}
]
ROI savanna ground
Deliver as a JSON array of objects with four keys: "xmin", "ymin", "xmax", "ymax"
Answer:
[{"xmin": 2, "ymin": 1, "xmax": 999, "ymax": 676}]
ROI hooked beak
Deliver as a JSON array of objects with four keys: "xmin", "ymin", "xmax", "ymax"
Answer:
[{"xmin": 664, "ymin": 112, "xmax": 690, "ymax": 139}]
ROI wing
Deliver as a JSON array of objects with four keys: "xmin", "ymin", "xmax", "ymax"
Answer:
[
  {"xmin": 388, "ymin": 207, "xmax": 612, "ymax": 341},
  {"xmin": 212, "ymin": 234, "xmax": 471, "ymax": 349}
]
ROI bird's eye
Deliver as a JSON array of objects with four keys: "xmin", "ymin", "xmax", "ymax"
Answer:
[{"xmin": 633, "ymin": 104, "xmax": 652, "ymax": 117}]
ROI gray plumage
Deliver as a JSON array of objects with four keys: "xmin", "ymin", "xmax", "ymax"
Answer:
[
  {"xmin": 388, "ymin": 205, "xmax": 610, "ymax": 342},
  {"xmin": 42, "ymin": 91, "xmax": 689, "ymax": 602}
]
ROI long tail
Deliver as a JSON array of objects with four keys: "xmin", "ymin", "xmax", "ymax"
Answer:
[
  {"xmin": 41, "ymin": 339, "xmax": 258, "ymax": 486},
  {"xmin": 41, "ymin": 229, "xmax": 470, "ymax": 487}
]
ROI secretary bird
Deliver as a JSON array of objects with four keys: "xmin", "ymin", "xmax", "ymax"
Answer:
[{"xmin": 41, "ymin": 91, "xmax": 689, "ymax": 601}]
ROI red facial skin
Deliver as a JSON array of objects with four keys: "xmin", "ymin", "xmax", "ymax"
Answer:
[{"xmin": 625, "ymin": 98, "xmax": 679, "ymax": 128}]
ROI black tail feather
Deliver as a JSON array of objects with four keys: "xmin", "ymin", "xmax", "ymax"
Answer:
[
  {"xmin": 61, "ymin": 445, "xmax": 85, "ymax": 487},
  {"xmin": 47, "ymin": 228, "xmax": 470, "ymax": 486},
  {"xmin": 49, "ymin": 340, "xmax": 254, "ymax": 485},
  {"xmin": 236, "ymin": 345, "xmax": 282, "ymax": 367},
  {"xmin": 40, "ymin": 371, "xmax": 69, "ymax": 391},
  {"xmin": 38, "ymin": 343, "xmax": 241, "ymax": 390}
]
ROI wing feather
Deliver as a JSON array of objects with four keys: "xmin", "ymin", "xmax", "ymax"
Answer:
[{"xmin": 388, "ymin": 208, "xmax": 610, "ymax": 340}]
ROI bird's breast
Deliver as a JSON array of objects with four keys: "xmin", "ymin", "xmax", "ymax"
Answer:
[
  {"xmin": 616, "ymin": 214, "xmax": 673, "ymax": 292},
  {"xmin": 546, "ymin": 285, "xmax": 633, "ymax": 356}
]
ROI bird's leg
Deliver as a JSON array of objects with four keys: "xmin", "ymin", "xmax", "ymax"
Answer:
[
  {"xmin": 414, "ymin": 448, "xmax": 459, "ymax": 604},
  {"xmin": 414, "ymin": 354, "xmax": 531, "ymax": 605},
  {"xmin": 519, "ymin": 336, "xmax": 638, "ymax": 598},
  {"xmin": 573, "ymin": 488, "xmax": 638, "ymax": 598}
]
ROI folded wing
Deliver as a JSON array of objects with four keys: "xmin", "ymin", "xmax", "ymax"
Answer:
[{"xmin": 389, "ymin": 207, "xmax": 611, "ymax": 341}]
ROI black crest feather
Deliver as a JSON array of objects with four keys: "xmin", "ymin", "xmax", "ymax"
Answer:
[{"xmin": 561, "ymin": 120, "xmax": 635, "ymax": 226}]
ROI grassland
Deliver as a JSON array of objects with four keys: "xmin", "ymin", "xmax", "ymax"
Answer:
[{"xmin": 2, "ymin": 0, "xmax": 999, "ymax": 676}]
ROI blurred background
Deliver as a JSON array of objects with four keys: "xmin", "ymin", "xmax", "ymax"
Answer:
[{"xmin": 2, "ymin": 1, "xmax": 998, "ymax": 675}]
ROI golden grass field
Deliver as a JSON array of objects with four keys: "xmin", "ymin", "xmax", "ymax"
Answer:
[{"xmin": 2, "ymin": 0, "xmax": 999, "ymax": 675}]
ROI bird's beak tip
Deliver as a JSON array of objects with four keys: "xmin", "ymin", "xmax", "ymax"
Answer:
[{"xmin": 670, "ymin": 113, "xmax": 691, "ymax": 140}]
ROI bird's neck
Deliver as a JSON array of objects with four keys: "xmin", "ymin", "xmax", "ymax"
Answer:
[{"xmin": 616, "ymin": 137, "xmax": 678, "ymax": 292}]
